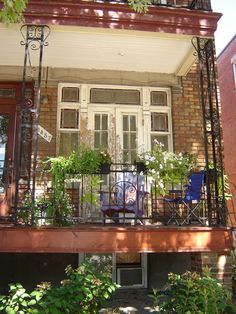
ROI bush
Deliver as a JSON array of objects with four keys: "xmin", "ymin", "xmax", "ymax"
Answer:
[
  {"xmin": 149, "ymin": 268, "xmax": 231, "ymax": 314},
  {"xmin": 0, "ymin": 262, "xmax": 117, "ymax": 314}
]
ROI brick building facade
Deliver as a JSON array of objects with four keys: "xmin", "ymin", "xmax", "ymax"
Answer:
[{"xmin": 0, "ymin": 0, "xmax": 233, "ymax": 294}]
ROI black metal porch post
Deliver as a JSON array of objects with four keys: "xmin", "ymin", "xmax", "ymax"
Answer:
[
  {"xmin": 15, "ymin": 25, "xmax": 50, "ymax": 225},
  {"xmin": 193, "ymin": 37, "xmax": 226, "ymax": 226}
]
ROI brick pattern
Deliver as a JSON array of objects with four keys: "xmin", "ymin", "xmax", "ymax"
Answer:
[
  {"xmin": 38, "ymin": 87, "xmax": 57, "ymax": 163},
  {"xmin": 191, "ymin": 252, "xmax": 232, "ymax": 291},
  {"xmin": 172, "ymin": 63, "xmax": 205, "ymax": 166}
]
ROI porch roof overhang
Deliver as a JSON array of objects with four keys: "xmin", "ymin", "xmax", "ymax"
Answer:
[
  {"xmin": 0, "ymin": 226, "xmax": 232, "ymax": 253},
  {"xmin": 0, "ymin": 24, "xmax": 201, "ymax": 76},
  {"xmin": 0, "ymin": 2, "xmax": 221, "ymax": 76}
]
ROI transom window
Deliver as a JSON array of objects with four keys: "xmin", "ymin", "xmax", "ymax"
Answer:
[
  {"xmin": 90, "ymin": 88, "xmax": 140, "ymax": 105},
  {"xmin": 62, "ymin": 87, "xmax": 79, "ymax": 102}
]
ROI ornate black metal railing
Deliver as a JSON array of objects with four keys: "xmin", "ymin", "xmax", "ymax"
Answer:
[
  {"xmin": 192, "ymin": 37, "xmax": 226, "ymax": 226},
  {"xmin": 14, "ymin": 163, "xmax": 225, "ymax": 227},
  {"xmin": 98, "ymin": 0, "xmax": 212, "ymax": 11}
]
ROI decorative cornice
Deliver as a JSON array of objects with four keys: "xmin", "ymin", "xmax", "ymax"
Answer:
[{"xmin": 17, "ymin": 0, "xmax": 222, "ymax": 37}]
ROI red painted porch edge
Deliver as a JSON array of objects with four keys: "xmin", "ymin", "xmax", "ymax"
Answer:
[
  {"xmin": 0, "ymin": 226, "xmax": 232, "ymax": 253},
  {"xmin": 16, "ymin": 1, "xmax": 222, "ymax": 37}
]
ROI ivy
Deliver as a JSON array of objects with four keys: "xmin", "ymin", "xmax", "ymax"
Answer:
[{"xmin": 0, "ymin": 0, "xmax": 28, "ymax": 24}]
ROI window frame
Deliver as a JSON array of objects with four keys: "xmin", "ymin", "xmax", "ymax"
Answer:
[
  {"xmin": 57, "ymin": 84, "xmax": 173, "ymax": 156},
  {"xmin": 57, "ymin": 83, "xmax": 81, "ymax": 155},
  {"xmin": 148, "ymin": 87, "xmax": 173, "ymax": 151},
  {"xmin": 231, "ymin": 54, "xmax": 236, "ymax": 91}
]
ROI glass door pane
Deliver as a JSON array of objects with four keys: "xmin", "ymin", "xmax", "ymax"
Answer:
[
  {"xmin": 0, "ymin": 115, "xmax": 9, "ymax": 193},
  {"xmin": 122, "ymin": 115, "xmax": 137, "ymax": 163}
]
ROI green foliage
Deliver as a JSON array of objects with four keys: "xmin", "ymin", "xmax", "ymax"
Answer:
[
  {"xmin": 150, "ymin": 268, "xmax": 231, "ymax": 314},
  {"xmin": 127, "ymin": 0, "xmax": 151, "ymax": 13},
  {"xmin": 18, "ymin": 191, "xmax": 73, "ymax": 226},
  {"xmin": 0, "ymin": 282, "xmax": 44, "ymax": 313},
  {"xmin": 0, "ymin": 0, "xmax": 28, "ymax": 24},
  {"xmin": 0, "ymin": 0, "xmax": 152, "ymax": 26},
  {"xmin": 139, "ymin": 140, "xmax": 196, "ymax": 195},
  {"xmin": 0, "ymin": 263, "xmax": 117, "ymax": 314},
  {"xmin": 98, "ymin": 149, "xmax": 112, "ymax": 165}
]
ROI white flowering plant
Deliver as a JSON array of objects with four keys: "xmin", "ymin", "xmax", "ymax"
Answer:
[{"xmin": 139, "ymin": 140, "xmax": 196, "ymax": 196}]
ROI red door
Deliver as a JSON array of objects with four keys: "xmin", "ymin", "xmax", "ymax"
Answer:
[{"xmin": 0, "ymin": 84, "xmax": 19, "ymax": 219}]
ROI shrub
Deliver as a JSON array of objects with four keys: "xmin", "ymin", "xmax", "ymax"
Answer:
[
  {"xmin": 0, "ymin": 262, "xmax": 117, "ymax": 314},
  {"xmin": 149, "ymin": 268, "xmax": 231, "ymax": 314}
]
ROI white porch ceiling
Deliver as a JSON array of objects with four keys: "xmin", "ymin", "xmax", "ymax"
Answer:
[{"xmin": 0, "ymin": 24, "xmax": 196, "ymax": 76}]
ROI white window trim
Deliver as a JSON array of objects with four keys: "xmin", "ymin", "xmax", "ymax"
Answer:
[
  {"xmin": 57, "ymin": 83, "xmax": 81, "ymax": 155},
  {"xmin": 57, "ymin": 84, "xmax": 173, "ymax": 155},
  {"xmin": 78, "ymin": 252, "xmax": 147, "ymax": 288},
  {"xmin": 231, "ymin": 55, "xmax": 236, "ymax": 91}
]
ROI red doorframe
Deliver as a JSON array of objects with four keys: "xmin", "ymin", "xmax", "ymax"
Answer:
[{"xmin": 0, "ymin": 82, "xmax": 34, "ymax": 220}]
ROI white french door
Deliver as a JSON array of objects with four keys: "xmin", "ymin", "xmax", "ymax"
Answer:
[{"xmin": 88, "ymin": 106, "xmax": 144, "ymax": 163}]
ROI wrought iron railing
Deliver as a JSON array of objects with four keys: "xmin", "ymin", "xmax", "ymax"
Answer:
[
  {"xmin": 94, "ymin": 0, "xmax": 212, "ymax": 11},
  {"xmin": 14, "ymin": 163, "xmax": 225, "ymax": 227}
]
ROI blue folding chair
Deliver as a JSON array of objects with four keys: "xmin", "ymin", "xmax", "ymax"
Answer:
[{"xmin": 164, "ymin": 171, "xmax": 205, "ymax": 225}]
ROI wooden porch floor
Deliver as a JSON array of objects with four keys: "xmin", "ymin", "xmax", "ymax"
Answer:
[{"xmin": 0, "ymin": 224, "xmax": 232, "ymax": 253}]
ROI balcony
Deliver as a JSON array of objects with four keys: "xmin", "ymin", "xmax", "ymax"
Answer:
[
  {"xmin": 11, "ymin": 162, "xmax": 225, "ymax": 228},
  {"xmin": 0, "ymin": 163, "xmax": 232, "ymax": 254}
]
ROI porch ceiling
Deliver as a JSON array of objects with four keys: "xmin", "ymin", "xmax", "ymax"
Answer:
[{"xmin": 0, "ymin": 24, "xmax": 196, "ymax": 76}]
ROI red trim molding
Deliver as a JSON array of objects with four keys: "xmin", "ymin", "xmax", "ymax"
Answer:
[
  {"xmin": 17, "ymin": 1, "xmax": 222, "ymax": 37},
  {"xmin": 0, "ymin": 226, "xmax": 232, "ymax": 253}
]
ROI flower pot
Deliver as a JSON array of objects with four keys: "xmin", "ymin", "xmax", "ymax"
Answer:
[
  {"xmin": 135, "ymin": 161, "xmax": 147, "ymax": 173},
  {"xmin": 100, "ymin": 163, "xmax": 111, "ymax": 174}
]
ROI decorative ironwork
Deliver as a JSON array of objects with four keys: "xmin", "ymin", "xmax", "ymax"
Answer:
[
  {"xmin": 102, "ymin": 0, "xmax": 212, "ymax": 10},
  {"xmin": 189, "ymin": 0, "xmax": 212, "ymax": 11},
  {"xmin": 192, "ymin": 37, "xmax": 226, "ymax": 226},
  {"xmin": 15, "ymin": 24, "xmax": 50, "ymax": 225}
]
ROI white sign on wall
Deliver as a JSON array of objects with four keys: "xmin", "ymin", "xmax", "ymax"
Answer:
[{"xmin": 38, "ymin": 125, "xmax": 53, "ymax": 143}]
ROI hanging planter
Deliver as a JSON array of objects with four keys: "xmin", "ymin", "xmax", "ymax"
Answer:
[
  {"xmin": 100, "ymin": 162, "xmax": 111, "ymax": 174},
  {"xmin": 135, "ymin": 161, "xmax": 148, "ymax": 174}
]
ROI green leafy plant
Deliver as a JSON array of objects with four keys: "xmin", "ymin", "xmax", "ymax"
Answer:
[
  {"xmin": 139, "ymin": 140, "xmax": 196, "ymax": 195},
  {"xmin": 98, "ymin": 149, "xmax": 112, "ymax": 165},
  {"xmin": 0, "ymin": 262, "xmax": 117, "ymax": 314},
  {"xmin": 0, "ymin": 0, "xmax": 152, "ymax": 25},
  {"xmin": 0, "ymin": 282, "xmax": 44, "ymax": 313},
  {"xmin": 17, "ymin": 192, "xmax": 73, "ymax": 226},
  {"xmin": 149, "ymin": 268, "xmax": 231, "ymax": 314},
  {"xmin": 0, "ymin": 0, "xmax": 28, "ymax": 24}
]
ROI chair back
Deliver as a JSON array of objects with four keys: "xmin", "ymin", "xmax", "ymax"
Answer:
[
  {"xmin": 184, "ymin": 171, "xmax": 205, "ymax": 202},
  {"xmin": 101, "ymin": 172, "xmax": 146, "ymax": 216}
]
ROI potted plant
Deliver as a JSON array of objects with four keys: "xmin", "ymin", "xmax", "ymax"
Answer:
[
  {"xmin": 134, "ymin": 154, "xmax": 148, "ymax": 173},
  {"xmin": 144, "ymin": 140, "xmax": 196, "ymax": 196},
  {"xmin": 98, "ymin": 150, "xmax": 112, "ymax": 174}
]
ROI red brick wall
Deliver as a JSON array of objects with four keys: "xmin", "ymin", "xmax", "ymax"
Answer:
[
  {"xmin": 191, "ymin": 252, "xmax": 232, "ymax": 292},
  {"xmin": 218, "ymin": 36, "xmax": 236, "ymax": 224},
  {"xmin": 172, "ymin": 64, "xmax": 205, "ymax": 165},
  {"xmin": 38, "ymin": 87, "xmax": 57, "ymax": 163}
]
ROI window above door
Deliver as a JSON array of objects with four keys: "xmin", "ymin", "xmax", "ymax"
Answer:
[{"xmin": 57, "ymin": 84, "xmax": 172, "ymax": 158}]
